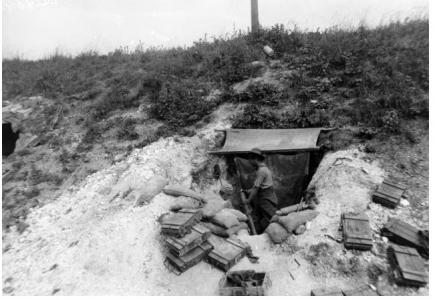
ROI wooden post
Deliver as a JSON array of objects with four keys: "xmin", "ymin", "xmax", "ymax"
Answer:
[{"xmin": 251, "ymin": 0, "xmax": 260, "ymax": 33}]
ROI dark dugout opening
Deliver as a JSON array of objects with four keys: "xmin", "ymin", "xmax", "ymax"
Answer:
[
  {"xmin": 2, "ymin": 123, "xmax": 21, "ymax": 156},
  {"xmin": 210, "ymin": 128, "xmax": 328, "ymax": 235}
]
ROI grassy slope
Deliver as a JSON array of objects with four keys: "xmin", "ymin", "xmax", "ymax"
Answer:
[{"xmin": 2, "ymin": 19, "xmax": 428, "ymax": 232}]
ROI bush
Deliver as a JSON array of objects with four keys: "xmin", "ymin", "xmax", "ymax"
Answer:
[
  {"xmin": 381, "ymin": 110, "xmax": 400, "ymax": 133},
  {"xmin": 150, "ymin": 80, "xmax": 213, "ymax": 127},
  {"xmin": 233, "ymin": 83, "xmax": 282, "ymax": 106},
  {"xmin": 116, "ymin": 118, "xmax": 139, "ymax": 141}
]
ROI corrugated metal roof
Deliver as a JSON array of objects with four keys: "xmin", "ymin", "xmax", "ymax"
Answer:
[{"xmin": 210, "ymin": 128, "xmax": 324, "ymax": 154}]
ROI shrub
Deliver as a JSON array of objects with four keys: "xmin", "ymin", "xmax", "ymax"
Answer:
[
  {"xmin": 233, "ymin": 83, "xmax": 282, "ymax": 106},
  {"xmin": 116, "ymin": 118, "xmax": 139, "ymax": 141},
  {"xmin": 381, "ymin": 110, "xmax": 400, "ymax": 133},
  {"xmin": 150, "ymin": 80, "xmax": 213, "ymax": 127}
]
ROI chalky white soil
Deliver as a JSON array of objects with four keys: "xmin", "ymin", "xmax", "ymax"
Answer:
[{"xmin": 2, "ymin": 104, "xmax": 428, "ymax": 296}]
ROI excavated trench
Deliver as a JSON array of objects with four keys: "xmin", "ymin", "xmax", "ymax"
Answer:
[{"xmin": 213, "ymin": 150, "xmax": 324, "ymax": 235}]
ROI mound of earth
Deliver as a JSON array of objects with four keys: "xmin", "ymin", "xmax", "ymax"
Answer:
[{"xmin": 2, "ymin": 105, "xmax": 428, "ymax": 296}]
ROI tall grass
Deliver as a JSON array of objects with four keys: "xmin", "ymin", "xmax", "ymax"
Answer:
[{"xmin": 2, "ymin": 18, "xmax": 428, "ymax": 131}]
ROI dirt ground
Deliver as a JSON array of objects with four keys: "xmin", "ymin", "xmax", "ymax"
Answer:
[{"xmin": 2, "ymin": 104, "xmax": 429, "ymax": 296}]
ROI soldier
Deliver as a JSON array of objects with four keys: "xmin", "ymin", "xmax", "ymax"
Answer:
[{"xmin": 243, "ymin": 148, "xmax": 278, "ymax": 232}]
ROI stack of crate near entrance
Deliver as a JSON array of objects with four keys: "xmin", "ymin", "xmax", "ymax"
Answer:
[
  {"xmin": 161, "ymin": 209, "xmax": 212, "ymax": 275},
  {"xmin": 160, "ymin": 208, "xmax": 251, "ymax": 275}
]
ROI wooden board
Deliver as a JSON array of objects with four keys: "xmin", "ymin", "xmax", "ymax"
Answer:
[
  {"xmin": 166, "ymin": 223, "xmax": 211, "ymax": 256},
  {"xmin": 389, "ymin": 244, "xmax": 428, "ymax": 287},
  {"xmin": 206, "ymin": 234, "xmax": 247, "ymax": 271},
  {"xmin": 161, "ymin": 209, "xmax": 202, "ymax": 237},
  {"xmin": 341, "ymin": 212, "xmax": 373, "ymax": 250}
]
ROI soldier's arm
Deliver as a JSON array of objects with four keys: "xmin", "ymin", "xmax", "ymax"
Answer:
[
  {"xmin": 244, "ymin": 169, "xmax": 265, "ymax": 203},
  {"xmin": 245, "ymin": 186, "xmax": 259, "ymax": 203}
]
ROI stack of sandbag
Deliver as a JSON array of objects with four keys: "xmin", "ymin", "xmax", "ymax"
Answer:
[
  {"xmin": 265, "ymin": 208, "xmax": 319, "ymax": 244},
  {"xmin": 162, "ymin": 184, "xmax": 248, "ymax": 238},
  {"xmin": 202, "ymin": 208, "xmax": 249, "ymax": 238}
]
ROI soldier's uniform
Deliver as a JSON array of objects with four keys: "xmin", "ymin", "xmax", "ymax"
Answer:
[{"xmin": 252, "ymin": 162, "xmax": 278, "ymax": 232}]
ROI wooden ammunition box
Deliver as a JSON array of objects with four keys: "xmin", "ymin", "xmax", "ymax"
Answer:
[
  {"xmin": 372, "ymin": 180, "xmax": 406, "ymax": 208},
  {"xmin": 160, "ymin": 209, "xmax": 202, "ymax": 238},
  {"xmin": 382, "ymin": 218, "xmax": 421, "ymax": 247},
  {"xmin": 342, "ymin": 285, "xmax": 379, "ymax": 296},
  {"xmin": 218, "ymin": 270, "xmax": 269, "ymax": 296},
  {"xmin": 166, "ymin": 223, "xmax": 211, "ymax": 257},
  {"xmin": 164, "ymin": 241, "xmax": 213, "ymax": 275},
  {"xmin": 310, "ymin": 287, "xmax": 343, "ymax": 296},
  {"xmin": 388, "ymin": 244, "xmax": 428, "ymax": 287},
  {"xmin": 205, "ymin": 234, "xmax": 248, "ymax": 272},
  {"xmin": 341, "ymin": 212, "xmax": 373, "ymax": 250}
]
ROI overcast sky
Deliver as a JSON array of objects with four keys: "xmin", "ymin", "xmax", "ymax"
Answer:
[{"xmin": 2, "ymin": 0, "xmax": 428, "ymax": 60}]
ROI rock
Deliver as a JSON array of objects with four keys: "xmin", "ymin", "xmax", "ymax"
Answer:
[
  {"xmin": 382, "ymin": 237, "xmax": 389, "ymax": 243},
  {"xmin": 400, "ymin": 199, "xmax": 410, "ymax": 206}
]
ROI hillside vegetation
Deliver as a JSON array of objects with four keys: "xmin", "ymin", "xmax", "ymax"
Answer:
[{"xmin": 2, "ymin": 18, "xmax": 429, "ymax": 232}]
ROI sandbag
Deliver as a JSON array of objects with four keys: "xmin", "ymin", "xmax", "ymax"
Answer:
[
  {"xmin": 162, "ymin": 185, "xmax": 205, "ymax": 201},
  {"xmin": 211, "ymin": 209, "xmax": 241, "ymax": 229},
  {"xmin": 200, "ymin": 222, "xmax": 228, "ymax": 237},
  {"xmin": 221, "ymin": 208, "xmax": 248, "ymax": 222},
  {"xmin": 226, "ymin": 222, "xmax": 249, "ymax": 237},
  {"xmin": 278, "ymin": 210, "xmax": 319, "ymax": 233},
  {"xmin": 276, "ymin": 203, "xmax": 308, "ymax": 216},
  {"xmin": 293, "ymin": 224, "xmax": 306, "ymax": 235},
  {"xmin": 220, "ymin": 180, "xmax": 234, "ymax": 200},
  {"xmin": 265, "ymin": 222, "xmax": 290, "ymax": 244},
  {"xmin": 135, "ymin": 176, "xmax": 168, "ymax": 206},
  {"xmin": 169, "ymin": 196, "xmax": 201, "ymax": 211},
  {"xmin": 200, "ymin": 194, "xmax": 229, "ymax": 219}
]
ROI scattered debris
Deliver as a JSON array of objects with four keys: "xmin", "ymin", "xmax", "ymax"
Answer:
[
  {"xmin": 51, "ymin": 288, "xmax": 61, "ymax": 295},
  {"xmin": 68, "ymin": 241, "xmax": 79, "ymax": 247},
  {"xmin": 43, "ymin": 264, "xmax": 58, "ymax": 273}
]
